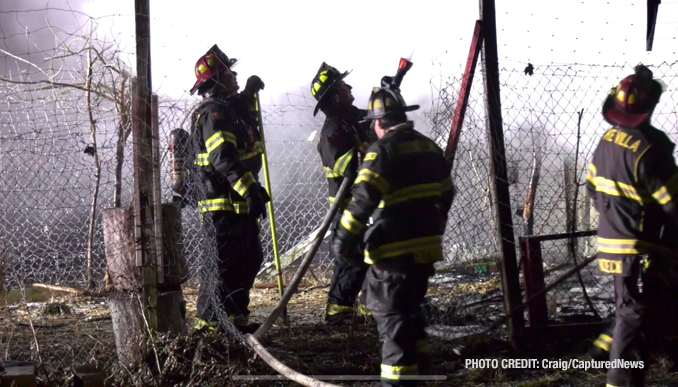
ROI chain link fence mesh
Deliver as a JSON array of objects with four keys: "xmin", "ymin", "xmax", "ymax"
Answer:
[{"xmin": 3, "ymin": 5, "xmax": 678, "ymax": 386}]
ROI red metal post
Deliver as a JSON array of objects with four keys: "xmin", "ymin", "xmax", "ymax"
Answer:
[
  {"xmin": 445, "ymin": 20, "xmax": 484, "ymax": 167},
  {"xmin": 521, "ymin": 238, "xmax": 548, "ymax": 327}
]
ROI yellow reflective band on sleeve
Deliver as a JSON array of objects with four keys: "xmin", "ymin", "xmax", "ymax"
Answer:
[
  {"xmin": 396, "ymin": 140, "xmax": 440, "ymax": 155},
  {"xmin": 651, "ymin": 172, "xmax": 678, "ymax": 205},
  {"xmin": 233, "ymin": 171, "xmax": 256, "ymax": 197},
  {"xmin": 365, "ymin": 236, "xmax": 443, "ymax": 264},
  {"xmin": 355, "ymin": 168, "xmax": 390, "ymax": 194},
  {"xmin": 333, "ymin": 148, "xmax": 355, "ymax": 176},
  {"xmin": 586, "ymin": 163, "xmax": 597, "ymax": 184},
  {"xmin": 591, "ymin": 177, "xmax": 650, "ymax": 204},
  {"xmin": 340, "ymin": 210, "xmax": 366, "ymax": 235},
  {"xmin": 364, "ymin": 152, "xmax": 378, "ymax": 161},
  {"xmin": 206, "ymin": 131, "xmax": 237, "ymax": 154},
  {"xmin": 326, "ymin": 304, "xmax": 355, "ymax": 316},
  {"xmin": 328, "ymin": 196, "xmax": 351, "ymax": 209},
  {"xmin": 324, "ymin": 167, "xmax": 342, "ymax": 178},
  {"xmin": 441, "ymin": 176, "xmax": 453, "ymax": 192},
  {"xmin": 380, "ymin": 364, "xmax": 418, "ymax": 380},
  {"xmin": 379, "ymin": 183, "xmax": 442, "ymax": 208},
  {"xmin": 198, "ymin": 198, "xmax": 249, "ymax": 214},
  {"xmin": 239, "ymin": 141, "xmax": 265, "ymax": 161},
  {"xmin": 194, "ymin": 153, "xmax": 211, "ymax": 166}
]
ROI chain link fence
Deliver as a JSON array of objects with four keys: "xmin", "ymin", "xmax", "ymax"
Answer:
[{"xmin": 428, "ymin": 61, "xmax": 678, "ymax": 331}]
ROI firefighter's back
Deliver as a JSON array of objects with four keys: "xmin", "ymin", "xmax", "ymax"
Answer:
[
  {"xmin": 364, "ymin": 126, "xmax": 450, "ymax": 264},
  {"xmin": 588, "ymin": 124, "xmax": 675, "ymax": 262}
]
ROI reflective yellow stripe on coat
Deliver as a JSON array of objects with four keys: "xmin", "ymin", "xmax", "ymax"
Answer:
[
  {"xmin": 198, "ymin": 198, "xmax": 249, "ymax": 214},
  {"xmin": 365, "ymin": 235, "xmax": 443, "ymax": 264}
]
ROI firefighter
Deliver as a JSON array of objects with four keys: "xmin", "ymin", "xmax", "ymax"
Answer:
[
  {"xmin": 310, "ymin": 62, "xmax": 375, "ymax": 324},
  {"xmin": 189, "ymin": 44, "xmax": 269, "ymax": 335},
  {"xmin": 332, "ymin": 87, "xmax": 454, "ymax": 386},
  {"xmin": 586, "ymin": 64, "xmax": 678, "ymax": 386}
]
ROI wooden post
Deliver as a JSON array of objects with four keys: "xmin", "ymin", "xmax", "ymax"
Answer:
[
  {"xmin": 445, "ymin": 20, "xmax": 484, "ymax": 167},
  {"xmin": 479, "ymin": 0, "xmax": 524, "ymax": 348},
  {"xmin": 132, "ymin": 0, "xmax": 157, "ymax": 332},
  {"xmin": 151, "ymin": 94, "xmax": 164, "ymax": 284}
]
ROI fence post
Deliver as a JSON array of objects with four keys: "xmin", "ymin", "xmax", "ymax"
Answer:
[
  {"xmin": 445, "ymin": 19, "xmax": 483, "ymax": 167},
  {"xmin": 151, "ymin": 94, "xmax": 164, "ymax": 285},
  {"xmin": 132, "ymin": 0, "xmax": 157, "ymax": 332},
  {"xmin": 519, "ymin": 237, "xmax": 548, "ymax": 327},
  {"xmin": 479, "ymin": 0, "xmax": 524, "ymax": 348}
]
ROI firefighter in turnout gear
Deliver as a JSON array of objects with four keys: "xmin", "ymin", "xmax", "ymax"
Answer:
[
  {"xmin": 586, "ymin": 64, "xmax": 678, "ymax": 387},
  {"xmin": 189, "ymin": 44, "xmax": 269, "ymax": 335},
  {"xmin": 332, "ymin": 87, "xmax": 454, "ymax": 386},
  {"xmin": 311, "ymin": 62, "xmax": 375, "ymax": 324}
]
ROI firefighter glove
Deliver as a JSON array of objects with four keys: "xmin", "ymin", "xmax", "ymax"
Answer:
[
  {"xmin": 245, "ymin": 75, "xmax": 265, "ymax": 94},
  {"xmin": 258, "ymin": 183, "xmax": 271, "ymax": 204},
  {"xmin": 246, "ymin": 192, "xmax": 267, "ymax": 220},
  {"xmin": 332, "ymin": 228, "xmax": 361, "ymax": 265}
]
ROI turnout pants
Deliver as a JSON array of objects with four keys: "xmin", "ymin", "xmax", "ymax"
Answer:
[
  {"xmin": 196, "ymin": 211, "xmax": 264, "ymax": 327},
  {"xmin": 327, "ymin": 216, "xmax": 369, "ymax": 316},
  {"xmin": 366, "ymin": 260, "xmax": 434, "ymax": 387},
  {"xmin": 606, "ymin": 255, "xmax": 678, "ymax": 387}
]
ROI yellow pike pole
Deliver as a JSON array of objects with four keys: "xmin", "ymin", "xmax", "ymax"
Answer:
[{"xmin": 254, "ymin": 92, "xmax": 288, "ymax": 322}]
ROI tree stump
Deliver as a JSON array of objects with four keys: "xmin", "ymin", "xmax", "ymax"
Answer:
[
  {"xmin": 102, "ymin": 207, "xmax": 139, "ymax": 291},
  {"xmin": 103, "ymin": 204, "xmax": 189, "ymax": 291},
  {"xmin": 103, "ymin": 203, "xmax": 189, "ymax": 367},
  {"xmin": 107, "ymin": 291, "xmax": 145, "ymax": 367}
]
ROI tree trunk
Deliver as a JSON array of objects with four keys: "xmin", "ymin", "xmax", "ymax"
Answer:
[
  {"xmin": 102, "ymin": 204, "xmax": 188, "ymax": 291},
  {"xmin": 107, "ymin": 291, "xmax": 145, "ymax": 367},
  {"xmin": 104, "ymin": 203, "xmax": 188, "ymax": 366}
]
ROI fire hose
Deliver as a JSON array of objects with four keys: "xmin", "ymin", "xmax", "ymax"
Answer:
[
  {"xmin": 242, "ymin": 176, "xmax": 351, "ymax": 387},
  {"xmin": 242, "ymin": 57, "xmax": 413, "ymax": 387}
]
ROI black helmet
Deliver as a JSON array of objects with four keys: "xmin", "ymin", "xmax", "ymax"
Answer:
[
  {"xmin": 363, "ymin": 87, "xmax": 419, "ymax": 121},
  {"xmin": 310, "ymin": 62, "xmax": 350, "ymax": 116}
]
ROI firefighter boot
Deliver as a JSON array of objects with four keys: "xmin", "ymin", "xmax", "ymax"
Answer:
[
  {"xmin": 231, "ymin": 315, "xmax": 262, "ymax": 335},
  {"xmin": 194, "ymin": 318, "xmax": 220, "ymax": 335},
  {"xmin": 325, "ymin": 304, "xmax": 355, "ymax": 325}
]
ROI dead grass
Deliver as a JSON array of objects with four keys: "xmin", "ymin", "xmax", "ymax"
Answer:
[{"xmin": 1, "ymin": 283, "xmax": 677, "ymax": 386}]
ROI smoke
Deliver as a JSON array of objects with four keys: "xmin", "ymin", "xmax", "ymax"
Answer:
[{"xmin": 0, "ymin": 0, "xmax": 90, "ymax": 78}]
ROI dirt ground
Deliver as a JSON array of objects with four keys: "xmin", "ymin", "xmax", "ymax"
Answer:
[{"xmin": 1, "ymin": 282, "xmax": 678, "ymax": 386}]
